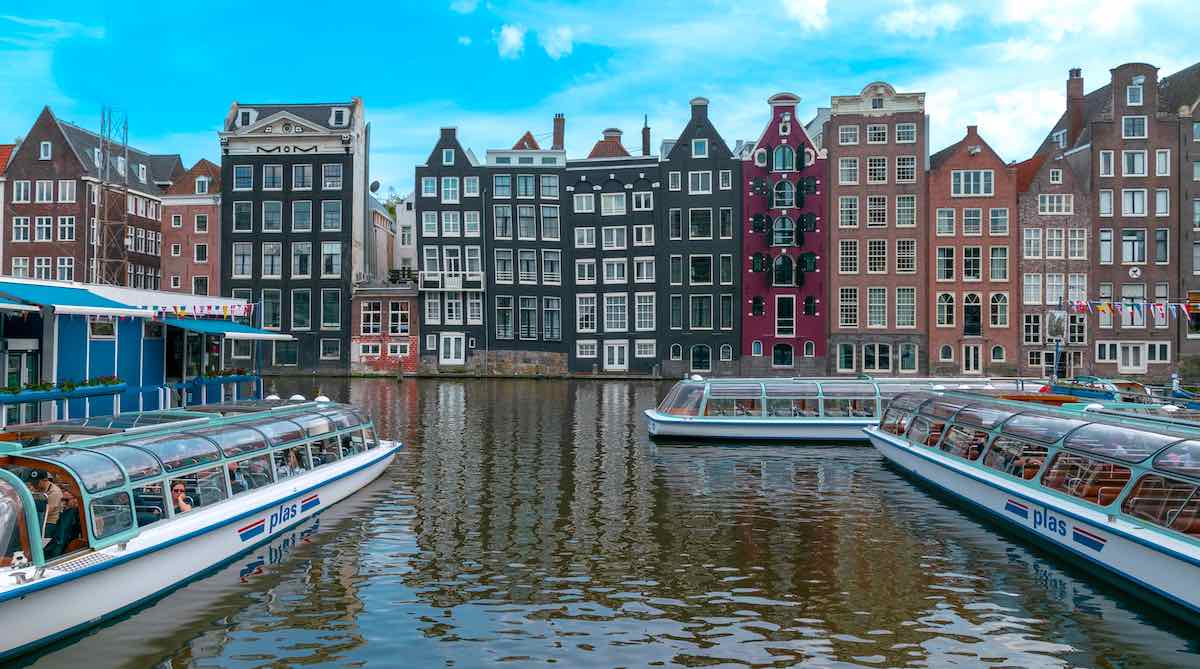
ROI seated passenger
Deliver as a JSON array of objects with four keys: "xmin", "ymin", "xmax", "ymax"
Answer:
[
  {"xmin": 277, "ymin": 448, "xmax": 306, "ymax": 478},
  {"xmin": 28, "ymin": 470, "xmax": 64, "ymax": 540},
  {"xmin": 228, "ymin": 461, "xmax": 251, "ymax": 495},
  {"xmin": 172, "ymin": 482, "xmax": 193, "ymax": 515},
  {"xmin": 45, "ymin": 488, "xmax": 81, "ymax": 559}
]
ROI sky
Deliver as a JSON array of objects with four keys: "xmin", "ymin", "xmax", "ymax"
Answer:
[{"xmin": 1, "ymin": 1, "xmax": 1196, "ymax": 197}]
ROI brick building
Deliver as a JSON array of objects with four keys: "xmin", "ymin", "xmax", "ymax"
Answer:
[
  {"xmin": 825, "ymin": 82, "xmax": 928, "ymax": 375},
  {"xmin": 4, "ymin": 107, "xmax": 181, "ymax": 286},
  {"xmin": 927, "ymin": 126, "xmax": 1018, "ymax": 375},
  {"xmin": 162, "ymin": 158, "xmax": 220, "ymax": 295},
  {"xmin": 350, "ymin": 284, "xmax": 418, "ymax": 375}
]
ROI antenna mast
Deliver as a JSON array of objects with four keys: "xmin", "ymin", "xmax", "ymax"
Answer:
[{"xmin": 92, "ymin": 106, "xmax": 130, "ymax": 285}]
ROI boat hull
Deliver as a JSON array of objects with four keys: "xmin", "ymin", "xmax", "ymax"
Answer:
[
  {"xmin": 0, "ymin": 443, "xmax": 399, "ymax": 660},
  {"xmin": 865, "ymin": 427, "xmax": 1200, "ymax": 616},
  {"xmin": 645, "ymin": 409, "xmax": 872, "ymax": 441}
]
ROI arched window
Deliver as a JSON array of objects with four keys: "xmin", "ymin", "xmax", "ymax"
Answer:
[
  {"xmin": 990, "ymin": 293, "xmax": 1009, "ymax": 327},
  {"xmin": 751, "ymin": 340, "xmax": 763, "ymax": 356},
  {"xmin": 772, "ymin": 343, "xmax": 794, "ymax": 367},
  {"xmin": 803, "ymin": 341, "xmax": 815, "ymax": 357},
  {"xmin": 772, "ymin": 216, "xmax": 794, "ymax": 246},
  {"xmin": 772, "ymin": 180, "xmax": 795, "ymax": 208},
  {"xmin": 939, "ymin": 345, "xmax": 953, "ymax": 361},
  {"xmin": 991, "ymin": 345, "xmax": 1005, "ymax": 362},
  {"xmin": 719, "ymin": 344, "xmax": 733, "ymax": 361},
  {"xmin": 690, "ymin": 345, "xmax": 712, "ymax": 372},
  {"xmin": 936, "ymin": 293, "xmax": 955, "ymax": 326},
  {"xmin": 964, "ymin": 293, "xmax": 982, "ymax": 336},
  {"xmin": 773, "ymin": 255, "xmax": 793, "ymax": 286},
  {"xmin": 772, "ymin": 145, "xmax": 795, "ymax": 172},
  {"xmin": 670, "ymin": 343, "xmax": 682, "ymax": 360}
]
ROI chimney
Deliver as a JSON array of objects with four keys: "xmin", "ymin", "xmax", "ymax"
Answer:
[
  {"xmin": 641, "ymin": 115, "xmax": 650, "ymax": 156},
  {"xmin": 439, "ymin": 127, "xmax": 457, "ymax": 141},
  {"xmin": 552, "ymin": 113, "xmax": 565, "ymax": 150},
  {"xmin": 690, "ymin": 96, "xmax": 709, "ymax": 121},
  {"xmin": 966, "ymin": 125, "xmax": 978, "ymax": 138},
  {"xmin": 1067, "ymin": 68, "xmax": 1084, "ymax": 146}
]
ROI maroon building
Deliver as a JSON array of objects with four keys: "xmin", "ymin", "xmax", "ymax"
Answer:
[
  {"xmin": 740, "ymin": 93, "xmax": 826, "ymax": 374},
  {"xmin": 3, "ymin": 107, "xmax": 182, "ymax": 286},
  {"xmin": 162, "ymin": 158, "xmax": 220, "ymax": 295}
]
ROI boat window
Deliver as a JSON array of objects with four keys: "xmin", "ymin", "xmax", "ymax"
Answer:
[
  {"xmin": 126, "ymin": 435, "xmax": 221, "ymax": 472},
  {"xmin": 954, "ymin": 405, "xmax": 1013, "ymax": 430},
  {"xmin": 0, "ymin": 480, "xmax": 30, "ymax": 567},
  {"xmin": 939, "ymin": 425, "xmax": 988, "ymax": 461},
  {"xmin": 1063, "ymin": 423, "xmax": 1181, "ymax": 463},
  {"xmin": 1041, "ymin": 452, "xmax": 1132, "ymax": 507},
  {"xmin": 169, "ymin": 466, "xmax": 228, "ymax": 514},
  {"xmin": 312, "ymin": 438, "xmax": 342, "ymax": 466},
  {"xmin": 238, "ymin": 418, "xmax": 306, "ymax": 446},
  {"xmin": 362, "ymin": 427, "xmax": 378, "ymax": 449},
  {"xmin": 707, "ymin": 384, "xmax": 764, "ymax": 398},
  {"xmin": 820, "ymin": 383, "xmax": 875, "ymax": 397},
  {"xmin": 880, "ymin": 408, "xmax": 914, "ymax": 435},
  {"xmin": 766, "ymin": 398, "xmax": 819, "ymax": 417},
  {"xmin": 292, "ymin": 412, "xmax": 336, "ymax": 436},
  {"xmin": 982, "ymin": 437, "xmax": 1047, "ymax": 480},
  {"xmin": 91, "ymin": 444, "xmax": 162, "ymax": 482},
  {"xmin": 318, "ymin": 407, "xmax": 366, "ymax": 430},
  {"xmin": 1000, "ymin": 413, "xmax": 1087, "ymax": 444},
  {"xmin": 1121, "ymin": 474, "xmax": 1200, "ymax": 537},
  {"xmin": 850, "ymin": 398, "xmax": 878, "ymax": 417},
  {"xmin": 342, "ymin": 430, "xmax": 365, "ymax": 456},
  {"xmin": 274, "ymin": 446, "xmax": 312, "ymax": 480},
  {"xmin": 132, "ymin": 482, "xmax": 166, "ymax": 527},
  {"xmin": 89, "ymin": 491, "xmax": 134, "ymax": 541},
  {"xmin": 822, "ymin": 398, "xmax": 852, "ymax": 417},
  {"xmin": 925, "ymin": 399, "xmax": 969, "ymax": 420},
  {"xmin": 658, "ymin": 383, "xmax": 704, "ymax": 416},
  {"xmin": 26, "ymin": 448, "xmax": 126, "ymax": 494},
  {"xmin": 1153, "ymin": 441, "xmax": 1200, "ymax": 480},
  {"xmin": 228, "ymin": 454, "xmax": 273, "ymax": 495},
  {"xmin": 888, "ymin": 392, "xmax": 937, "ymax": 414},
  {"xmin": 764, "ymin": 382, "xmax": 819, "ymax": 397},
  {"xmin": 907, "ymin": 416, "xmax": 944, "ymax": 448},
  {"xmin": 188, "ymin": 426, "xmax": 269, "ymax": 458}
]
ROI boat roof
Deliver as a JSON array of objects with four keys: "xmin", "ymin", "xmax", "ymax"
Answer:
[{"xmin": 1, "ymin": 410, "xmax": 210, "ymax": 438}]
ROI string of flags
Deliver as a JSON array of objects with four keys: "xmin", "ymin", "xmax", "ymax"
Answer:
[
  {"xmin": 1056, "ymin": 300, "xmax": 1200, "ymax": 319},
  {"xmin": 135, "ymin": 303, "xmax": 257, "ymax": 318}
]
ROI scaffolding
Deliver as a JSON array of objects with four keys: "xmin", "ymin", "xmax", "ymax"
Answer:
[{"xmin": 87, "ymin": 107, "xmax": 131, "ymax": 285}]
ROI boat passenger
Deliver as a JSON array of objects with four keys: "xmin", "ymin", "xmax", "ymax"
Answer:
[
  {"xmin": 45, "ymin": 488, "xmax": 81, "ymax": 559},
  {"xmin": 171, "ymin": 482, "xmax": 193, "ymax": 515},
  {"xmin": 228, "ymin": 461, "xmax": 250, "ymax": 495},
  {"xmin": 276, "ymin": 448, "xmax": 306, "ymax": 479},
  {"xmin": 28, "ymin": 470, "xmax": 63, "ymax": 541}
]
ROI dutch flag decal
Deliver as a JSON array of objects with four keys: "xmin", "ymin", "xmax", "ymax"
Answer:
[
  {"xmin": 1004, "ymin": 499, "xmax": 1030, "ymax": 520},
  {"xmin": 238, "ymin": 518, "xmax": 266, "ymax": 542},
  {"xmin": 301, "ymin": 494, "xmax": 321, "ymax": 512},
  {"xmin": 1073, "ymin": 526, "xmax": 1107, "ymax": 552}
]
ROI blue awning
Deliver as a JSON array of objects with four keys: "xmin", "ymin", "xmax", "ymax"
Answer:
[
  {"xmin": 0, "ymin": 297, "xmax": 36, "ymax": 313},
  {"xmin": 0, "ymin": 280, "xmax": 152, "ymax": 317},
  {"xmin": 161, "ymin": 317, "xmax": 294, "ymax": 341}
]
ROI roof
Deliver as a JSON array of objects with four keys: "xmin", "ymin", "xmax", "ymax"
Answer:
[
  {"xmin": 164, "ymin": 158, "xmax": 220, "ymax": 196},
  {"xmin": 161, "ymin": 317, "xmax": 294, "ymax": 341},
  {"xmin": 587, "ymin": 130, "xmax": 631, "ymax": 159},
  {"xmin": 1014, "ymin": 153, "xmax": 1048, "ymax": 193},
  {"xmin": 512, "ymin": 131, "xmax": 541, "ymax": 150},
  {"xmin": 929, "ymin": 140, "xmax": 961, "ymax": 170},
  {"xmin": 54, "ymin": 115, "xmax": 183, "ymax": 193},
  {"xmin": 369, "ymin": 195, "xmax": 393, "ymax": 222},
  {"xmin": 226, "ymin": 101, "xmax": 357, "ymax": 132},
  {"xmin": 0, "ymin": 280, "xmax": 153, "ymax": 317},
  {"xmin": 0, "ymin": 144, "xmax": 14, "ymax": 174}
]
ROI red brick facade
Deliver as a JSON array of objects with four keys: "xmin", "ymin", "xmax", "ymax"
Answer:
[
  {"xmin": 162, "ymin": 159, "xmax": 221, "ymax": 295},
  {"xmin": 350, "ymin": 289, "xmax": 419, "ymax": 375}
]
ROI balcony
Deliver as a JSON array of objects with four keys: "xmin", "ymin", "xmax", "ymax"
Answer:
[{"xmin": 418, "ymin": 271, "xmax": 485, "ymax": 292}]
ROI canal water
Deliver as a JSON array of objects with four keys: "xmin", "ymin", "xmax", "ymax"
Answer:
[{"xmin": 20, "ymin": 378, "xmax": 1200, "ymax": 668}]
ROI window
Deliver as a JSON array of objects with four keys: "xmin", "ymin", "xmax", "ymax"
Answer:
[
  {"xmin": 35, "ymin": 180, "xmax": 52, "ymax": 203},
  {"xmin": 11, "ymin": 180, "xmax": 29, "ymax": 202},
  {"xmin": 839, "ymin": 240, "xmax": 858, "ymax": 273},
  {"xmin": 839, "ymin": 125, "xmax": 859, "ymax": 145},
  {"xmin": 989, "ymin": 247, "xmax": 1008, "ymax": 281},
  {"xmin": 1099, "ymin": 283, "xmax": 1113, "ymax": 328},
  {"xmin": 689, "ymin": 209, "xmax": 713, "ymax": 239},
  {"xmin": 604, "ymin": 294, "xmax": 628, "ymax": 331},
  {"xmin": 233, "ymin": 165, "xmax": 253, "ymax": 190},
  {"xmin": 936, "ymin": 247, "xmax": 954, "ymax": 280},
  {"xmin": 772, "ymin": 181, "xmax": 795, "ymax": 208},
  {"xmin": 492, "ymin": 205, "xmax": 513, "ymax": 239},
  {"xmin": 634, "ymin": 257, "xmax": 655, "ymax": 283},
  {"xmin": 1121, "ymin": 150, "xmax": 1147, "ymax": 177},
  {"xmin": 232, "ymin": 242, "xmax": 253, "ymax": 278},
  {"xmin": 951, "ymin": 170, "xmax": 994, "ymax": 196},
  {"xmin": 441, "ymin": 177, "xmax": 460, "ymax": 203},
  {"xmin": 1046, "ymin": 228, "xmax": 1064, "ymax": 258},
  {"xmin": 668, "ymin": 171, "xmax": 681, "ymax": 191},
  {"xmin": 421, "ymin": 177, "xmax": 436, "ymax": 197},
  {"xmin": 936, "ymin": 293, "xmax": 954, "ymax": 326},
  {"xmin": 895, "ymin": 156, "xmax": 916, "ymax": 183},
  {"xmin": 1121, "ymin": 283, "xmax": 1146, "ymax": 327},
  {"xmin": 867, "ymin": 287, "xmax": 887, "ymax": 327},
  {"xmin": 688, "ymin": 171, "xmax": 712, "ymax": 194},
  {"xmin": 991, "ymin": 293, "xmax": 1008, "ymax": 327},
  {"xmin": 719, "ymin": 254, "xmax": 734, "ymax": 284},
  {"xmin": 1067, "ymin": 229, "xmax": 1087, "ymax": 259},
  {"xmin": 867, "ymin": 124, "xmax": 888, "ymax": 143},
  {"xmin": 494, "ymin": 174, "xmax": 512, "ymax": 198},
  {"xmin": 963, "ymin": 246, "xmax": 982, "ymax": 280},
  {"xmin": 897, "ymin": 239, "xmax": 917, "ymax": 273},
  {"xmin": 635, "ymin": 293, "xmax": 655, "ymax": 331},
  {"xmin": 867, "ymin": 196, "xmax": 886, "ymax": 227},
  {"xmin": 517, "ymin": 205, "xmax": 536, "ymax": 239},
  {"xmin": 34, "ymin": 216, "xmax": 52, "ymax": 241},
  {"xmin": 1154, "ymin": 229, "xmax": 1169, "ymax": 264},
  {"xmin": 575, "ymin": 259, "xmax": 595, "ymax": 284},
  {"xmin": 602, "ymin": 226, "xmax": 627, "ymax": 250},
  {"xmin": 838, "ymin": 197, "xmax": 859, "ymax": 228},
  {"xmin": 10, "ymin": 257, "xmax": 27, "ymax": 277},
  {"xmin": 518, "ymin": 297, "xmax": 538, "ymax": 339},
  {"xmin": 896, "ymin": 287, "xmax": 916, "ymax": 327},
  {"xmin": 601, "ymin": 193, "xmax": 626, "ymax": 215},
  {"xmin": 719, "ymin": 208, "xmax": 733, "ymax": 239},
  {"xmin": 1099, "ymin": 228, "xmax": 1113, "ymax": 264},
  {"xmin": 1155, "ymin": 189, "xmax": 1170, "ymax": 217},
  {"xmin": 670, "ymin": 295, "xmax": 684, "ymax": 329},
  {"xmin": 1046, "ymin": 273, "xmax": 1065, "ymax": 305},
  {"xmin": 262, "ymin": 164, "xmax": 283, "ymax": 190},
  {"xmin": 321, "ymin": 289, "xmax": 341, "ymax": 329},
  {"xmin": 322, "ymin": 164, "xmax": 343, "ymax": 189},
  {"xmin": 518, "ymin": 249, "xmax": 538, "ymax": 283},
  {"xmin": 321, "ymin": 200, "xmax": 342, "ymax": 231},
  {"xmin": 1121, "ymin": 115, "xmax": 1147, "ymax": 139},
  {"xmin": 321, "ymin": 241, "xmax": 342, "ymax": 277},
  {"xmin": 1122, "ymin": 189, "xmax": 1146, "ymax": 216},
  {"xmin": 962, "ymin": 208, "xmax": 982, "ymax": 235},
  {"xmin": 193, "ymin": 243, "xmax": 210, "ymax": 264},
  {"xmin": 692, "ymin": 137, "xmax": 709, "ymax": 158},
  {"xmin": 576, "ymin": 340, "xmax": 598, "ymax": 358},
  {"xmin": 260, "ymin": 201, "xmax": 282, "ymax": 232},
  {"xmin": 291, "ymin": 241, "xmax": 311, "ymax": 278},
  {"xmin": 1121, "ymin": 229, "xmax": 1146, "ymax": 263},
  {"xmin": 690, "ymin": 255, "xmax": 713, "ymax": 285},
  {"xmin": 669, "ymin": 255, "xmax": 683, "ymax": 284},
  {"xmin": 773, "ymin": 255, "xmax": 793, "ymax": 286},
  {"xmin": 576, "ymin": 295, "xmax": 596, "ymax": 332},
  {"xmin": 465, "ymin": 210, "xmax": 481, "ymax": 237},
  {"xmin": 38, "ymin": 140, "xmax": 52, "ymax": 159},
  {"xmin": 1153, "ymin": 149, "xmax": 1171, "ymax": 176},
  {"xmin": 719, "ymin": 170, "xmax": 732, "ymax": 190},
  {"xmin": 776, "ymin": 295, "xmax": 795, "ymax": 335},
  {"xmin": 867, "ymin": 156, "xmax": 887, "ymax": 183},
  {"xmin": 262, "ymin": 289, "xmax": 282, "ymax": 329},
  {"xmin": 629, "ymin": 191, "xmax": 653, "ymax": 212},
  {"xmin": 838, "ymin": 157, "xmax": 858, "ymax": 184},
  {"xmin": 602, "ymin": 258, "xmax": 627, "ymax": 284},
  {"xmin": 667, "ymin": 209, "xmax": 683, "ymax": 239},
  {"xmin": 543, "ymin": 249, "xmax": 562, "ymax": 284},
  {"xmin": 573, "ymin": 226, "xmax": 596, "ymax": 250},
  {"xmin": 838, "ymin": 288, "xmax": 858, "ymax": 328},
  {"xmin": 1049, "ymin": 168, "xmax": 1063, "ymax": 184},
  {"xmin": 867, "ymin": 239, "xmax": 887, "ymax": 274},
  {"xmin": 1068, "ymin": 273, "xmax": 1087, "ymax": 302},
  {"xmin": 516, "ymin": 174, "xmax": 535, "ymax": 198},
  {"xmin": 936, "ymin": 208, "xmax": 954, "ymax": 235}
]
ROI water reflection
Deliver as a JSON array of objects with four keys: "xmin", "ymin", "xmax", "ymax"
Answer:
[{"xmin": 20, "ymin": 378, "xmax": 1200, "ymax": 668}]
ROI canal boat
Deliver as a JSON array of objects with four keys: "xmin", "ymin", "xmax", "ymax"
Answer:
[
  {"xmin": 865, "ymin": 391, "xmax": 1200, "ymax": 618},
  {"xmin": 1048, "ymin": 376, "xmax": 1158, "ymax": 404},
  {"xmin": 644, "ymin": 377, "xmax": 1028, "ymax": 441},
  {"xmin": 0, "ymin": 399, "xmax": 400, "ymax": 661}
]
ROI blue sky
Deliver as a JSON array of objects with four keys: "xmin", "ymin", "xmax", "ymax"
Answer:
[{"xmin": 1, "ymin": 1, "xmax": 1195, "ymax": 196}]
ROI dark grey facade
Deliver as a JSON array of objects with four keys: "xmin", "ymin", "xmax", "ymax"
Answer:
[
  {"xmin": 218, "ymin": 100, "xmax": 369, "ymax": 373},
  {"xmin": 658, "ymin": 98, "xmax": 742, "ymax": 376}
]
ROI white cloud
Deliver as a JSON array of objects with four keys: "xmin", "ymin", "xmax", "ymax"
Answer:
[
  {"xmin": 539, "ymin": 25, "xmax": 574, "ymax": 59},
  {"xmin": 993, "ymin": 0, "xmax": 1144, "ymax": 41},
  {"xmin": 449, "ymin": 0, "xmax": 479, "ymax": 14},
  {"xmin": 495, "ymin": 23, "xmax": 525, "ymax": 59},
  {"xmin": 993, "ymin": 37, "xmax": 1052, "ymax": 62},
  {"xmin": 457, "ymin": 35, "xmax": 472, "ymax": 46},
  {"xmin": 779, "ymin": 0, "xmax": 829, "ymax": 32},
  {"xmin": 878, "ymin": 2, "xmax": 964, "ymax": 38}
]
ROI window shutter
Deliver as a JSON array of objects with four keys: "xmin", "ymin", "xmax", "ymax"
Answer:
[
  {"xmin": 751, "ymin": 214, "xmax": 768, "ymax": 233},
  {"xmin": 793, "ymin": 229, "xmax": 804, "ymax": 247}
]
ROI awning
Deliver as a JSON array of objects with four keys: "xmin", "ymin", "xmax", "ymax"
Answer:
[
  {"xmin": 0, "ymin": 280, "xmax": 153, "ymax": 317},
  {"xmin": 0, "ymin": 297, "xmax": 37, "ymax": 313},
  {"xmin": 161, "ymin": 317, "xmax": 295, "ymax": 341}
]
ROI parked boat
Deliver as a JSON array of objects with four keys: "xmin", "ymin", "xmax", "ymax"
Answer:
[
  {"xmin": 1048, "ymin": 376, "xmax": 1158, "ymax": 404},
  {"xmin": 0, "ymin": 399, "xmax": 400, "ymax": 660},
  {"xmin": 644, "ymin": 377, "xmax": 1031, "ymax": 441},
  {"xmin": 865, "ymin": 391, "xmax": 1200, "ymax": 618}
]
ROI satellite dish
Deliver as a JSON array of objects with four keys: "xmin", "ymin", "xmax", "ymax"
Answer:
[{"xmin": 370, "ymin": 180, "xmax": 380, "ymax": 193}]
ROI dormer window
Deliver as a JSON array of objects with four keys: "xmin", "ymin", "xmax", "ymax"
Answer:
[
  {"xmin": 691, "ymin": 138, "xmax": 708, "ymax": 158},
  {"xmin": 195, "ymin": 176, "xmax": 209, "ymax": 194},
  {"xmin": 871, "ymin": 97, "xmax": 884, "ymax": 109},
  {"xmin": 239, "ymin": 110, "xmax": 252, "ymax": 126},
  {"xmin": 1052, "ymin": 129, "xmax": 1067, "ymax": 149},
  {"xmin": 442, "ymin": 148, "xmax": 454, "ymax": 166},
  {"xmin": 1049, "ymin": 169, "xmax": 1063, "ymax": 184},
  {"xmin": 333, "ymin": 109, "xmax": 346, "ymax": 126},
  {"xmin": 93, "ymin": 147, "xmax": 101, "ymax": 165},
  {"xmin": 39, "ymin": 141, "xmax": 51, "ymax": 160},
  {"xmin": 138, "ymin": 164, "xmax": 147, "ymax": 182},
  {"xmin": 117, "ymin": 156, "xmax": 126, "ymax": 176},
  {"xmin": 1127, "ymin": 76, "xmax": 1144, "ymax": 106}
]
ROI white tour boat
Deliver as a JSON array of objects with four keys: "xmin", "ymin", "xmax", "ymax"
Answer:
[
  {"xmin": 0, "ymin": 398, "xmax": 400, "ymax": 660},
  {"xmin": 866, "ymin": 391, "xmax": 1200, "ymax": 618},
  {"xmin": 644, "ymin": 376, "xmax": 1029, "ymax": 441}
]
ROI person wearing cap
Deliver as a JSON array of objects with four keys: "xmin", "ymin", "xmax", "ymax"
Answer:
[{"xmin": 28, "ymin": 471, "xmax": 64, "ymax": 548}]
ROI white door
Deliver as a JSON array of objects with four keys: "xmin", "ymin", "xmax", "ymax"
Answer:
[
  {"xmin": 439, "ymin": 333, "xmax": 465, "ymax": 365},
  {"xmin": 962, "ymin": 344, "xmax": 981, "ymax": 374},
  {"xmin": 604, "ymin": 340, "xmax": 628, "ymax": 372},
  {"xmin": 1118, "ymin": 343, "xmax": 1146, "ymax": 374}
]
